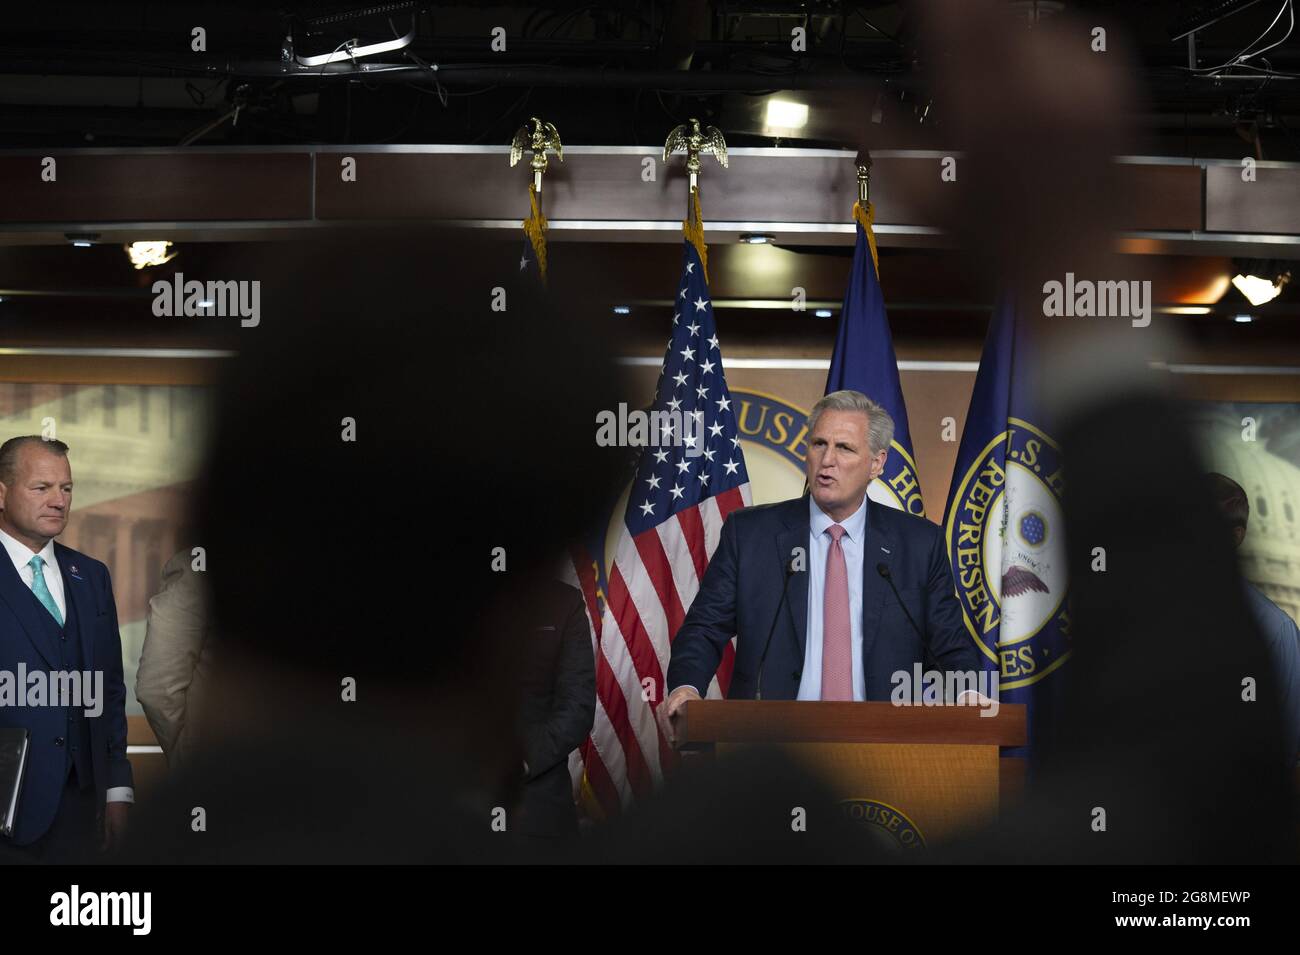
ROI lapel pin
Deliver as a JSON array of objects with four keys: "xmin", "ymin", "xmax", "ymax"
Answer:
[{"xmin": 880, "ymin": 547, "xmax": 891, "ymax": 555}]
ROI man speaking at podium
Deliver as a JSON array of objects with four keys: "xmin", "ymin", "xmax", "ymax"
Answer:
[{"xmin": 661, "ymin": 390, "xmax": 978, "ymax": 739}]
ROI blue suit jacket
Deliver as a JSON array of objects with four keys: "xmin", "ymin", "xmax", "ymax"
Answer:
[
  {"xmin": 667, "ymin": 495, "xmax": 979, "ymax": 700},
  {"xmin": 0, "ymin": 542, "xmax": 132, "ymax": 844}
]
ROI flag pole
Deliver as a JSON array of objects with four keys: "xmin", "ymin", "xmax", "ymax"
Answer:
[
  {"xmin": 853, "ymin": 148, "xmax": 880, "ymax": 278},
  {"xmin": 510, "ymin": 117, "xmax": 563, "ymax": 285},
  {"xmin": 855, "ymin": 148, "xmax": 873, "ymax": 205}
]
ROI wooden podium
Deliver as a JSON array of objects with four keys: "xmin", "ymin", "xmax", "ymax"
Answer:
[{"xmin": 676, "ymin": 700, "xmax": 1026, "ymax": 847}]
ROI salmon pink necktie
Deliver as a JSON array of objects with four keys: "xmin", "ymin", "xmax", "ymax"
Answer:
[{"xmin": 821, "ymin": 523, "xmax": 852, "ymax": 700}]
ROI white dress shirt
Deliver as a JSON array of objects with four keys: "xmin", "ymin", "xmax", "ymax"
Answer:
[
  {"xmin": 0, "ymin": 527, "xmax": 133, "ymax": 804},
  {"xmin": 0, "ymin": 529, "xmax": 65, "ymax": 621},
  {"xmin": 798, "ymin": 494, "xmax": 868, "ymax": 701}
]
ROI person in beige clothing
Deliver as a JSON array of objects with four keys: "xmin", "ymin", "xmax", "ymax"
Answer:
[{"xmin": 135, "ymin": 549, "xmax": 212, "ymax": 767}]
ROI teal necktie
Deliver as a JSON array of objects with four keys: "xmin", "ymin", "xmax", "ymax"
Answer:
[{"xmin": 28, "ymin": 555, "xmax": 64, "ymax": 627}]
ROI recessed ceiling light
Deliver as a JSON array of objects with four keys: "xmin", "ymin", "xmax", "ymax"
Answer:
[
  {"xmin": 1234, "ymin": 313, "xmax": 1254, "ymax": 324},
  {"xmin": 764, "ymin": 99, "xmax": 809, "ymax": 131},
  {"xmin": 739, "ymin": 233, "xmax": 774, "ymax": 245}
]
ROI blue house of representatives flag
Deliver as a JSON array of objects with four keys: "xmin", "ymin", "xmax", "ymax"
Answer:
[
  {"xmin": 825, "ymin": 202, "xmax": 925, "ymax": 517},
  {"xmin": 942, "ymin": 299, "xmax": 1069, "ymax": 757}
]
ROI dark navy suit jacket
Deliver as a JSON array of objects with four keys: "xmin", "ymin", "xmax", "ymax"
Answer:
[
  {"xmin": 667, "ymin": 495, "xmax": 979, "ymax": 700},
  {"xmin": 0, "ymin": 542, "xmax": 132, "ymax": 844}
]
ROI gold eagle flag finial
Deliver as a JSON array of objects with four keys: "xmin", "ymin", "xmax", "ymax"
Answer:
[
  {"xmin": 663, "ymin": 118, "xmax": 728, "ymax": 279},
  {"xmin": 510, "ymin": 117, "xmax": 563, "ymax": 286},
  {"xmin": 663, "ymin": 118, "xmax": 728, "ymax": 197},
  {"xmin": 510, "ymin": 116, "xmax": 564, "ymax": 193}
]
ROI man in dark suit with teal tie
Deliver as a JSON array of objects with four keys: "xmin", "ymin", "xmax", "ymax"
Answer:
[{"xmin": 0, "ymin": 436, "xmax": 133, "ymax": 861}]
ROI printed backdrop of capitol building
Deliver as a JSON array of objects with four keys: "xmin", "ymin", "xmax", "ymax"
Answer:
[{"xmin": 1195, "ymin": 402, "xmax": 1300, "ymax": 623}]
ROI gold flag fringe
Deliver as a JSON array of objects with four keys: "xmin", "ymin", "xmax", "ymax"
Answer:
[
  {"xmin": 522, "ymin": 181, "xmax": 549, "ymax": 285},
  {"xmin": 852, "ymin": 200, "xmax": 880, "ymax": 279}
]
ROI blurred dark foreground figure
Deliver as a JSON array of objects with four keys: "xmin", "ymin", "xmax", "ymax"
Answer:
[
  {"xmin": 121, "ymin": 229, "xmax": 624, "ymax": 863},
  {"xmin": 934, "ymin": 377, "xmax": 1298, "ymax": 865}
]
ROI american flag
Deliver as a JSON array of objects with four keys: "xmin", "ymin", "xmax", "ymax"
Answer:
[{"xmin": 570, "ymin": 235, "xmax": 752, "ymax": 813}]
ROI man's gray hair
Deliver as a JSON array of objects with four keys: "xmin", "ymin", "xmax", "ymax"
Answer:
[
  {"xmin": 807, "ymin": 390, "xmax": 894, "ymax": 456},
  {"xmin": 0, "ymin": 435, "xmax": 69, "ymax": 487}
]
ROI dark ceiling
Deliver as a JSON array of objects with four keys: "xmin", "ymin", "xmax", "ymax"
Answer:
[
  {"xmin": 1, "ymin": 1, "xmax": 1298, "ymax": 159},
  {"xmin": 0, "ymin": 1, "xmax": 1296, "ymax": 359}
]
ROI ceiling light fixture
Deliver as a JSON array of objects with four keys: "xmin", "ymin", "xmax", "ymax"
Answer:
[
  {"xmin": 292, "ymin": 21, "xmax": 417, "ymax": 68},
  {"xmin": 1231, "ymin": 270, "xmax": 1290, "ymax": 306},
  {"xmin": 764, "ymin": 99, "xmax": 809, "ymax": 131},
  {"xmin": 124, "ymin": 241, "xmax": 178, "ymax": 270}
]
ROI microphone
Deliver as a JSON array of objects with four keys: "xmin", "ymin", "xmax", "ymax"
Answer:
[
  {"xmin": 755, "ymin": 557, "xmax": 798, "ymax": 701},
  {"xmin": 876, "ymin": 562, "xmax": 925, "ymax": 643}
]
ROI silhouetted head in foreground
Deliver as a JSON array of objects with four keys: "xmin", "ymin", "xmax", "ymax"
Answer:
[
  {"xmin": 940, "ymin": 387, "xmax": 1296, "ymax": 864},
  {"xmin": 127, "ymin": 228, "xmax": 628, "ymax": 862}
]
